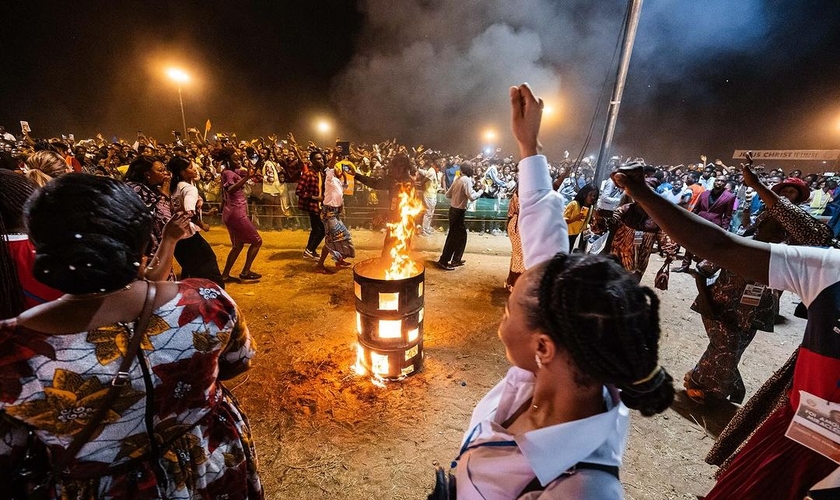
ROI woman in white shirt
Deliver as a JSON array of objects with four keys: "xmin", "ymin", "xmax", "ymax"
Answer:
[
  {"xmin": 434, "ymin": 85, "xmax": 675, "ymax": 500},
  {"xmin": 167, "ymin": 156, "xmax": 224, "ymax": 287},
  {"xmin": 316, "ymin": 165, "xmax": 355, "ymax": 273}
]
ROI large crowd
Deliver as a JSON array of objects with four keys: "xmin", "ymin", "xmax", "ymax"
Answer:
[{"xmin": 2, "ymin": 82, "xmax": 840, "ymax": 500}]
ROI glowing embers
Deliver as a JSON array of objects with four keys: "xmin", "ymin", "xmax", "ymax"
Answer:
[
  {"xmin": 378, "ymin": 319, "xmax": 402, "ymax": 339},
  {"xmin": 379, "ymin": 292, "xmax": 399, "ymax": 310},
  {"xmin": 370, "ymin": 351, "xmax": 390, "ymax": 376}
]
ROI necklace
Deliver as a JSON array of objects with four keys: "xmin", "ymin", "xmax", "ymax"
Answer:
[{"xmin": 58, "ymin": 283, "xmax": 133, "ymax": 301}]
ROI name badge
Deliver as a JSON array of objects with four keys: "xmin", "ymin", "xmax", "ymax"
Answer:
[
  {"xmin": 740, "ymin": 284, "xmax": 765, "ymax": 306},
  {"xmin": 786, "ymin": 390, "xmax": 840, "ymax": 463},
  {"xmin": 633, "ymin": 231, "xmax": 644, "ymax": 247}
]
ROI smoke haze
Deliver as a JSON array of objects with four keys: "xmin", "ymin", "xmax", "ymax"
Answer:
[{"xmin": 333, "ymin": 0, "xmax": 840, "ymax": 162}]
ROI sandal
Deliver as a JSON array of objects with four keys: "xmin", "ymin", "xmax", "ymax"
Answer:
[
  {"xmin": 239, "ymin": 271, "xmax": 262, "ymax": 280},
  {"xmin": 683, "ymin": 373, "xmax": 706, "ymax": 405}
]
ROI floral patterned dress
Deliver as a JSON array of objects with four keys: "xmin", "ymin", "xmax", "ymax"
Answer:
[{"xmin": 0, "ymin": 279, "xmax": 263, "ymax": 499}]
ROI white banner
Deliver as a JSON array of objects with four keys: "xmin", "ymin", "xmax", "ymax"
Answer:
[{"xmin": 733, "ymin": 150, "xmax": 840, "ymax": 161}]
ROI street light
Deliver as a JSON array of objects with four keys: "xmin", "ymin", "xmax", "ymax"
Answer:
[
  {"xmin": 483, "ymin": 129, "xmax": 496, "ymax": 142},
  {"xmin": 166, "ymin": 67, "xmax": 190, "ymax": 138},
  {"xmin": 316, "ymin": 119, "xmax": 331, "ymax": 146}
]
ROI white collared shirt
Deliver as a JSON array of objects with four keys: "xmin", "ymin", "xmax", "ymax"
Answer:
[{"xmin": 454, "ymin": 367, "xmax": 628, "ymax": 499}]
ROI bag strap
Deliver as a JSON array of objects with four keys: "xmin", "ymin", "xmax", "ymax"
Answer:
[
  {"xmin": 519, "ymin": 462, "xmax": 620, "ymax": 496},
  {"xmin": 54, "ymin": 281, "xmax": 158, "ymax": 476}
]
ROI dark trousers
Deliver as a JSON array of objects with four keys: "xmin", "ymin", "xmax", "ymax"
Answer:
[
  {"xmin": 305, "ymin": 209, "xmax": 325, "ymax": 253},
  {"xmin": 439, "ymin": 207, "xmax": 467, "ymax": 264},
  {"xmin": 174, "ymin": 233, "xmax": 225, "ymax": 288}
]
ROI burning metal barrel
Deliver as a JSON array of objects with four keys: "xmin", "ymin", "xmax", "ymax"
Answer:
[{"xmin": 353, "ymin": 258, "xmax": 425, "ymax": 380}]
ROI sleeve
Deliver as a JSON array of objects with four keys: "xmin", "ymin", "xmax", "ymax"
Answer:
[
  {"xmin": 563, "ymin": 201, "xmax": 578, "ymax": 222},
  {"xmin": 181, "ymin": 184, "xmax": 200, "ymax": 212},
  {"xmin": 518, "ymin": 155, "xmax": 569, "ymax": 268},
  {"xmin": 721, "ymin": 196, "xmax": 735, "ymax": 230},
  {"xmin": 217, "ymin": 291, "xmax": 257, "ymax": 380},
  {"xmin": 767, "ymin": 196, "xmax": 835, "ymax": 246},
  {"xmin": 221, "ymin": 170, "xmax": 238, "ymax": 190},
  {"xmin": 467, "ymin": 179, "xmax": 484, "ymax": 201},
  {"xmin": 354, "ymin": 172, "xmax": 390, "ymax": 190},
  {"xmin": 295, "ymin": 172, "xmax": 312, "ymax": 198},
  {"xmin": 768, "ymin": 244, "xmax": 840, "ymax": 306}
]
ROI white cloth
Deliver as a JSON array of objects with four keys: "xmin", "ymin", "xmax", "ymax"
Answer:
[
  {"xmin": 446, "ymin": 175, "xmax": 483, "ymax": 209},
  {"xmin": 597, "ymin": 177, "xmax": 623, "ymax": 211},
  {"xmin": 518, "ymin": 155, "xmax": 569, "ymax": 268},
  {"xmin": 455, "ymin": 367, "xmax": 627, "ymax": 499},
  {"xmin": 660, "ymin": 187, "xmax": 690, "ymax": 205},
  {"xmin": 173, "ymin": 181, "xmax": 200, "ymax": 235},
  {"xmin": 323, "ymin": 169, "xmax": 346, "ymax": 208},
  {"xmin": 261, "ymin": 160, "xmax": 284, "ymax": 195},
  {"xmin": 453, "ymin": 155, "xmax": 621, "ymax": 499},
  {"xmin": 768, "ymin": 243, "xmax": 840, "ymax": 307}
]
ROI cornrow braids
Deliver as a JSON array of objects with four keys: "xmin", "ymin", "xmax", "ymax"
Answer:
[
  {"xmin": 0, "ymin": 170, "xmax": 38, "ymax": 319},
  {"xmin": 534, "ymin": 252, "xmax": 674, "ymax": 416}
]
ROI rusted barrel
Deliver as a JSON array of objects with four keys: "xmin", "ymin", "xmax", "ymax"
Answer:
[{"xmin": 353, "ymin": 258, "xmax": 424, "ymax": 380}]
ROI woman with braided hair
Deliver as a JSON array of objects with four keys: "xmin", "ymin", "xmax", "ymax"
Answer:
[
  {"xmin": 437, "ymin": 85, "xmax": 674, "ymax": 499},
  {"xmin": 0, "ymin": 173, "xmax": 262, "ymax": 499}
]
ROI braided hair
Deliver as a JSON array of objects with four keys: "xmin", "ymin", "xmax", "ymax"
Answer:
[
  {"xmin": 526, "ymin": 253, "xmax": 674, "ymax": 416},
  {"xmin": 24, "ymin": 174, "xmax": 152, "ymax": 294},
  {"xmin": 0, "ymin": 170, "xmax": 38, "ymax": 318}
]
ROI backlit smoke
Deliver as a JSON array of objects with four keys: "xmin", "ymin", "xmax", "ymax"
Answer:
[{"xmin": 332, "ymin": 0, "xmax": 831, "ymax": 160}]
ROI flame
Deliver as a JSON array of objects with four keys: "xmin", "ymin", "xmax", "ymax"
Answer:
[{"xmin": 385, "ymin": 184, "xmax": 423, "ymax": 280}]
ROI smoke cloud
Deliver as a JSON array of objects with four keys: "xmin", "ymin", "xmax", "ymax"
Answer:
[{"xmin": 332, "ymin": 0, "xmax": 836, "ymax": 161}]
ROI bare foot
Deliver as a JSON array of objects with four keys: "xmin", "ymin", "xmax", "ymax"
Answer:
[{"xmin": 315, "ymin": 264, "xmax": 335, "ymax": 274}]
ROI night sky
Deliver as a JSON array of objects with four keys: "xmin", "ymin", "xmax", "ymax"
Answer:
[{"xmin": 2, "ymin": 1, "xmax": 840, "ymax": 166}]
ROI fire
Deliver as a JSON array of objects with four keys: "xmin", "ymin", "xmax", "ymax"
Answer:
[{"xmin": 384, "ymin": 184, "xmax": 423, "ymax": 280}]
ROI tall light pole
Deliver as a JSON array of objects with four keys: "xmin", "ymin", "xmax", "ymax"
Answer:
[{"xmin": 166, "ymin": 68, "xmax": 190, "ymax": 138}]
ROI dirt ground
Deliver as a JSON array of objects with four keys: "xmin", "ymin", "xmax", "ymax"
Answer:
[{"xmin": 202, "ymin": 224, "xmax": 804, "ymax": 500}]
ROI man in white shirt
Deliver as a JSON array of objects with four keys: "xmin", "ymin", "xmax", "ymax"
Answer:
[{"xmin": 436, "ymin": 161, "xmax": 483, "ymax": 270}]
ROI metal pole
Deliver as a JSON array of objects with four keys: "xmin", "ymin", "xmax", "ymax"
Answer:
[
  {"xmin": 593, "ymin": 0, "xmax": 644, "ymax": 185},
  {"xmin": 178, "ymin": 85, "xmax": 187, "ymax": 139}
]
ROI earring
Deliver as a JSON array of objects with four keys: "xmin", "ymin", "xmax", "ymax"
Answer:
[{"xmin": 535, "ymin": 354, "xmax": 544, "ymax": 370}]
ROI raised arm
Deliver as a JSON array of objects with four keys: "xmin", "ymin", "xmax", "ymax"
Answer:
[
  {"xmin": 612, "ymin": 167, "xmax": 770, "ymax": 284},
  {"xmin": 509, "ymin": 84, "xmax": 569, "ymax": 268}
]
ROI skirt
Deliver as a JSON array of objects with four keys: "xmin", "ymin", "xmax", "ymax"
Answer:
[
  {"xmin": 322, "ymin": 206, "xmax": 355, "ymax": 261},
  {"xmin": 222, "ymin": 207, "xmax": 262, "ymax": 246}
]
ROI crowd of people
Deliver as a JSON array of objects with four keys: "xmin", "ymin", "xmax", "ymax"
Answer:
[{"xmin": 2, "ymin": 80, "xmax": 840, "ymax": 499}]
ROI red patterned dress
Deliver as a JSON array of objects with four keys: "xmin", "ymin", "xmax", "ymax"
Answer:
[{"xmin": 0, "ymin": 279, "xmax": 263, "ymax": 499}]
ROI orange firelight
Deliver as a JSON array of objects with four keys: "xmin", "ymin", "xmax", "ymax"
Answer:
[{"xmin": 384, "ymin": 185, "xmax": 423, "ymax": 280}]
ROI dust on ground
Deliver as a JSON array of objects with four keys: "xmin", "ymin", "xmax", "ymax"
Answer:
[{"xmin": 204, "ymin": 225, "xmax": 803, "ymax": 500}]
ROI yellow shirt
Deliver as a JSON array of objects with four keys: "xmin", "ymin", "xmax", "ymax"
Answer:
[{"xmin": 563, "ymin": 201, "xmax": 589, "ymax": 236}]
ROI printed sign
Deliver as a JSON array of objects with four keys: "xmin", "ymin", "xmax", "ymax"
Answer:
[
  {"xmin": 785, "ymin": 390, "xmax": 840, "ymax": 463},
  {"xmin": 733, "ymin": 150, "xmax": 840, "ymax": 161}
]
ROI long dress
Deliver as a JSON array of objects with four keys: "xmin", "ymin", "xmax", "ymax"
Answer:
[
  {"xmin": 221, "ymin": 169, "xmax": 262, "ymax": 246},
  {"xmin": 608, "ymin": 203, "xmax": 676, "ymax": 280},
  {"xmin": 0, "ymin": 279, "xmax": 263, "ymax": 499}
]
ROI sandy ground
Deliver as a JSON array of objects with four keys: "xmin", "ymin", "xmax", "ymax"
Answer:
[{"xmin": 202, "ymin": 224, "xmax": 804, "ymax": 500}]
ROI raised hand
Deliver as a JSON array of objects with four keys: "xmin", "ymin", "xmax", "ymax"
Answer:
[{"xmin": 509, "ymin": 83, "xmax": 543, "ymax": 159}]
